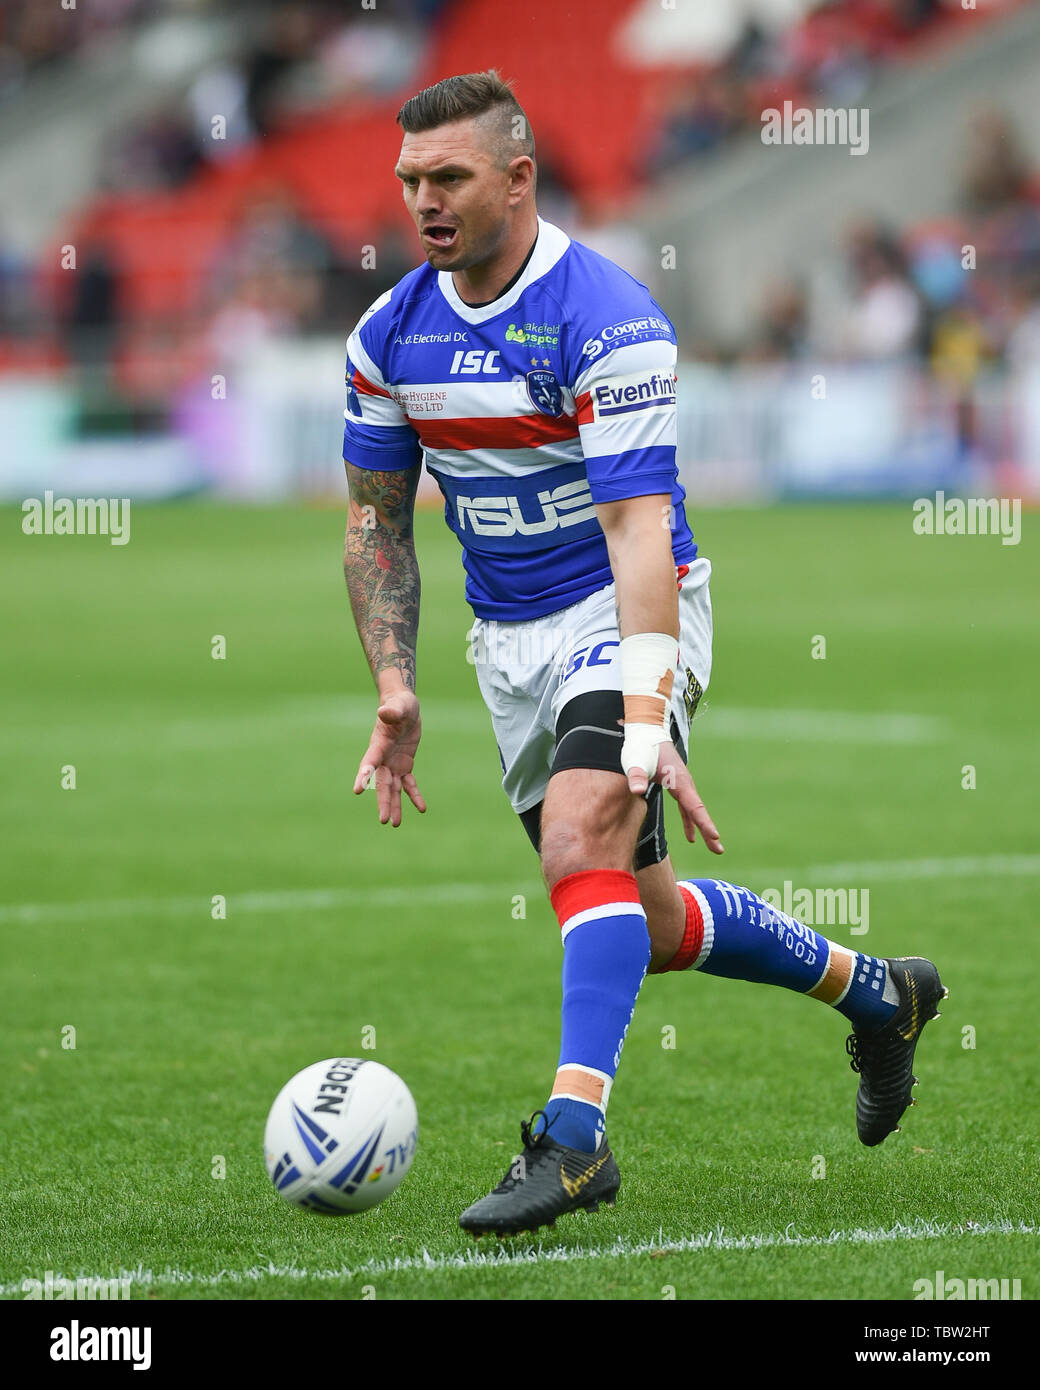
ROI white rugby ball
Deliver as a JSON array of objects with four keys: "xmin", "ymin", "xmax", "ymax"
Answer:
[{"xmin": 264, "ymin": 1058, "xmax": 418, "ymax": 1214}]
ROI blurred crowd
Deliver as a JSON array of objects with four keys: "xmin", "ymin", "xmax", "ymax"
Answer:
[
  {"xmin": 736, "ymin": 109, "xmax": 1040, "ymax": 378},
  {"xmin": 0, "ymin": 0, "xmax": 1037, "ymax": 410},
  {"xmin": 0, "ymin": 0, "xmax": 446, "ymax": 121},
  {"xmin": 0, "ymin": 0, "xmax": 149, "ymax": 104},
  {"xmin": 1, "ymin": 0, "xmax": 446, "ymax": 189},
  {"xmin": 0, "ymin": 0, "xmax": 451, "ymax": 389},
  {"xmin": 650, "ymin": 0, "xmax": 968, "ymax": 174},
  {"xmin": 99, "ymin": 0, "xmax": 448, "ymax": 196}
]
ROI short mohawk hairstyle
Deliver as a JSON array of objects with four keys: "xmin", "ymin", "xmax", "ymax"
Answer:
[{"xmin": 396, "ymin": 69, "xmax": 535, "ymax": 168}]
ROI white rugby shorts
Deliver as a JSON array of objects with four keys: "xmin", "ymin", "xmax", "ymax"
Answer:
[{"xmin": 468, "ymin": 557, "xmax": 713, "ymax": 814}]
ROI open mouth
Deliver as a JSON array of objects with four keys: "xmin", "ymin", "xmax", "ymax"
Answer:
[{"xmin": 422, "ymin": 224, "xmax": 458, "ymax": 249}]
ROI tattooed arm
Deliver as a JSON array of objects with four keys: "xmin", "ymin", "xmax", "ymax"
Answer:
[
  {"xmin": 344, "ymin": 462, "xmax": 421, "ymax": 691},
  {"xmin": 344, "ymin": 461, "xmax": 426, "ymax": 826}
]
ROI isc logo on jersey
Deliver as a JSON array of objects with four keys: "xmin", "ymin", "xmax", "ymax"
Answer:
[
  {"xmin": 450, "ymin": 349, "xmax": 501, "ymax": 374},
  {"xmin": 456, "ymin": 478, "xmax": 595, "ymax": 537},
  {"xmin": 590, "ymin": 369, "xmax": 677, "ymax": 421}
]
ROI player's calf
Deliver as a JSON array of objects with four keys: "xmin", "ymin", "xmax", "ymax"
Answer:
[
  {"xmin": 648, "ymin": 876, "xmax": 946, "ymax": 1144},
  {"xmin": 459, "ymin": 854, "xmax": 648, "ymax": 1235},
  {"xmin": 637, "ymin": 855, "xmax": 687, "ymax": 970}
]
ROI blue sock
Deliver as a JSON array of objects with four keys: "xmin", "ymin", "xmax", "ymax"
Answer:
[
  {"xmin": 678, "ymin": 879, "xmax": 899, "ymax": 1032},
  {"xmin": 537, "ymin": 870, "xmax": 651, "ymax": 1153}
]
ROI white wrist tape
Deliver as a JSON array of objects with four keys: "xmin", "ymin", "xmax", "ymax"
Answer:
[
  {"xmin": 619, "ymin": 632, "xmax": 679, "ymax": 781},
  {"xmin": 620, "ymin": 721, "xmax": 671, "ymax": 782},
  {"xmin": 619, "ymin": 632, "xmax": 679, "ymax": 721}
]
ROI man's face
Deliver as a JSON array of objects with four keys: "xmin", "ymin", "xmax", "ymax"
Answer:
[{"xmin": 395, "ymin": 118, "xmax": 517, "ymax": 271}]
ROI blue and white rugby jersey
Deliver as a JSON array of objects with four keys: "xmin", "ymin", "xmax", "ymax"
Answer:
[{"xmin": 342, "ymin": 216, "xmax": 697, "ymax": 621}]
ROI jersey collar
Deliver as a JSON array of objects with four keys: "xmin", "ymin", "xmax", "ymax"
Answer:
[{"xmin": 437, "ymin": 216, "xmax": 570, "ymax": 325}]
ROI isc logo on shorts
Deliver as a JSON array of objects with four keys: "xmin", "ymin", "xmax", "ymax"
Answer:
[{"xmin": 456, "ymin": 479, "xmax": 595, "ymax": 537}]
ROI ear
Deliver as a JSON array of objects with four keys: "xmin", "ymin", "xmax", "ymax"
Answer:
[{"xmin": 507, "ymin": 155, "xmax": 535, "ymax": 205}]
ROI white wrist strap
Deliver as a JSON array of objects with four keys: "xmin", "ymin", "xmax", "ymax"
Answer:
[
  {"xmin": 619, "ymin": 632, "xmax": 679, "ymax": 728},
  {"xmin": 619, "ymin": 633, "xmax": 679, "ymax": 782}
]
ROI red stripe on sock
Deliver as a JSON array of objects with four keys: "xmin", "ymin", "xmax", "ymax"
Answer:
[
  {"xmin": 663, "ymin": 884, "xmax": 704, "ymax": 972},
  {"xmin": 549, "ymin": 869, "xmax": 640, "ymax": 930}
]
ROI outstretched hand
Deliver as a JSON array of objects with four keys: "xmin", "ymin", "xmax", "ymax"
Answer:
[
  {"xmin": 627, "ymin": 739, "xmax": 724, "ymax": 854},
  {"xmin": 354, "ymin": 689, "xmax": 427, "ymax": 827}
]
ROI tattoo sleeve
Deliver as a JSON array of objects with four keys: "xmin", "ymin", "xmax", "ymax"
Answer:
[{"xmin": 343, "ymin": 462, "xmax": 421, "ymax": 691}]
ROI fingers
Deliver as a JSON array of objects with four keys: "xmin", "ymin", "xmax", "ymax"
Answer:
[
  {"xmin": 627, "ymin": 767, "xmax": 649, "ymax": 795},
  {"xmin": 354, "ymin": 744, "xmax": 384, "ymax": 795},
  {"xmin": 662, "ymin": 765, "xmax": 724, "ymax": 853},
  {"xmin": 402, "ymin": 773, "xmax": 427, "ymax": 814},
  {"xmin": 356, "ymin": 762, "xmax": 426, "ymax": 824},
  {"xmin": 355, "ymin": 701, "xmax": 424, "ymax": 823},
  {"xmin": 382, "ymin": 770, "xmax": 427, "ymax": 825},
  {"xmin": 678, "ymin": 792, "xmax": 724, "ymax": 853},
  {"xmin": 353, "ymin": 730, "xmax": 389, "ymax": 794},
  {"xmin": 374, "ymin": 765, "xmax": 395, "ymax": 826}
]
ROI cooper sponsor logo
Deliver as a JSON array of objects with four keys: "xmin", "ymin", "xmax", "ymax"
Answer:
[
  {"xmin": 582, "ymin": 315, "xmax": 671, "ymax": 358},
  {"xmin": 591, "ymin": 370, "xmax": 677, "ymax": 420},
  {"xmin": 456, "ymin": 479, "xmax": 595, "ymax": 537}
]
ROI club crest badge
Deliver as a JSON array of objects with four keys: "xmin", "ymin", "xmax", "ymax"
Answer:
[
  {"xmin": 526, "ymin": 369, "xmax": 563, "ymax": 418},
  {"xmin": 345, "ymin": 365, "xmax": 362, "ymax": 418}
]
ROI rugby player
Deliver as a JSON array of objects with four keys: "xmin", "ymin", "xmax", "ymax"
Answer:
[{"xmin": 342, "ymin": 70, "xmax": 945, "ymax": 1237}]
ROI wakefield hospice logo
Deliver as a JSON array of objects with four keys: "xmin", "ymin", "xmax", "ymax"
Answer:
[
  {"xmin": 505, "ymin": 321, "xmax": 561, "ymax": 349},
  {"xmin": 21, "ymin": 490, "xmax": 131, "ymax": 545},
  {"xmin": 761, "ymin": 100, "xmax": 869, "ymax": 156}
]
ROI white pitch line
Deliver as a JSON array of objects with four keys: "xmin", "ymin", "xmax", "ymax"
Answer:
[
  {"xmin": 2, "ymin": 855, "xmax": 1038, "ymax": 927},
  {"xmin": 0, "ymin": 879, "xmax": 545, "ymax": 926},
  {"xmin": 0, "ymin": 700, "xmax": 955, "ymax": 749},
  {"xmin": 1, "ymin": 1219, "xmax": 1033, "ymax": 1297},
  {"xmin": 799, "ymin": 853, "xmax": 1040, "ymax": 883},
  {"xmin": 702, "ymin": 707, "xmax": 950, "ymax": 744}
]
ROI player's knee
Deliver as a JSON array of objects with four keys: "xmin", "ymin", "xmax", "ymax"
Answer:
[{"xmin": 539, "ymin": 789, "xmax": 638, "ymax": 889}]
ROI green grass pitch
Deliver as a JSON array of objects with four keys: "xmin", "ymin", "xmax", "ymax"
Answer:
[{"xmin": 2, "ymin": 499, "xmax": 1037, "ymax": 1301}]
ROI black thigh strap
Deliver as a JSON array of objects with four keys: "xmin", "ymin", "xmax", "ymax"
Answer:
[{"xmin": 517, "ymin": 690, "xmax": 687, "ymax": 869}]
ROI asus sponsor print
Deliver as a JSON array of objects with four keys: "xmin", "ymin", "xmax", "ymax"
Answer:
[{"xmin": 435, "ymin": 462, "xmax": 598, "ymax": 546}]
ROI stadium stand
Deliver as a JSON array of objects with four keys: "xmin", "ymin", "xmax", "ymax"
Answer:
[{"xmin": 0, "ymin": 0, "xmax": 1036, "ymax": 418}]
